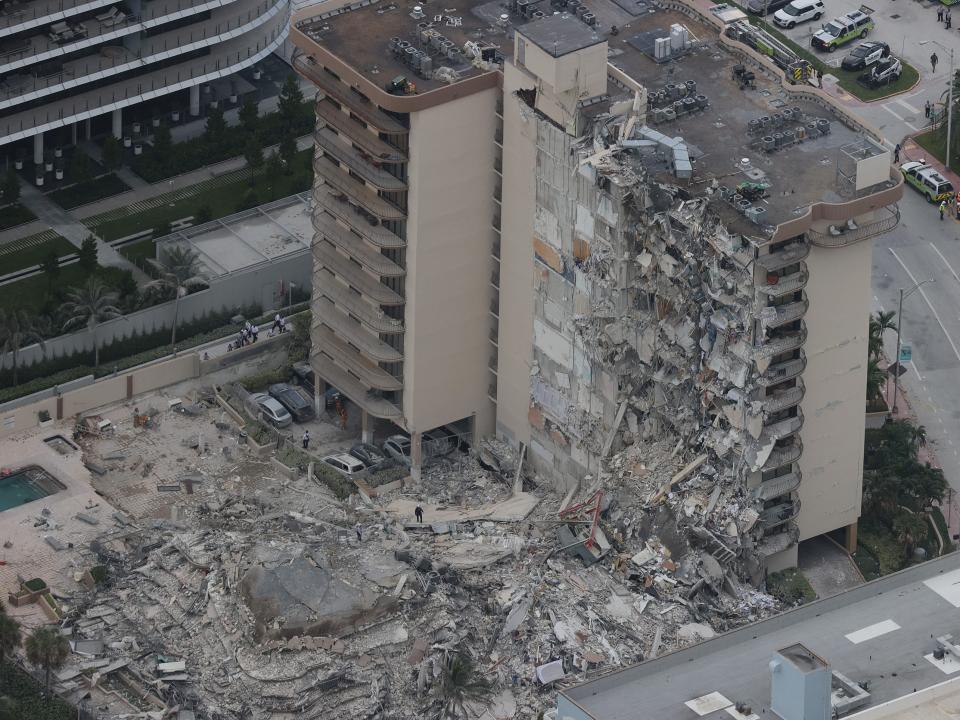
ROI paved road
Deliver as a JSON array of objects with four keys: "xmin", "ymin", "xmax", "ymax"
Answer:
[{"xmin": 872, "ymin": 188, "xmax": 960, "ymax": 486}]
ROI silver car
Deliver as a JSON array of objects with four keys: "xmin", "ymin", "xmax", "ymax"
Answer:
[{"xmin": 250, "ymin": 393, "xmax": 292, "ymax": 428}]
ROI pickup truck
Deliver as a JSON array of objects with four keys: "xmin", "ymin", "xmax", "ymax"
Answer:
[{"xmin": 811, "ymin": 6, "xmax": 874, "ymax": 52}]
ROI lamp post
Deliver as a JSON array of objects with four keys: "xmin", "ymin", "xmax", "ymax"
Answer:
[
  {"xmin": 288, "ymin": 281, "xmax": 296, "ymax": 310},
  {"xmin": 921, "ymin": 40, "xmax": 954, "ymax": 170},
  {"xmin": 891, "ymin": 278, "xmax": 935, "ymax": 414}
]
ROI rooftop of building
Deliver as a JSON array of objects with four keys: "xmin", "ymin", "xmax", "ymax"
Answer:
[
  {"xmin": 561, "ymin": 553, "xmax": 960, "ymax": 720},
  {"xmin": 519, "ymin": 11, "xmax": 604, "ymax": 56}
]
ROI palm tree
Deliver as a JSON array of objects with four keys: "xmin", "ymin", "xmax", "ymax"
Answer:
[
  {"xmin": 0, "ymin": 612, "xmax": 21, "ymax": 662},
  {"xmin": 893, "ymin": 511, "xmax": 928, "ymax": 557},
  {"xmin": 435, "ymin": 652, "xmax": 492, "ymax": 720},
  {"xmin": 145, "ymin": 246, "xmax": 208, "ymax": 350},
  {"xmin": 24, "ymin": 626, "xmax": 69, "ymax": 693},
  {"xmin": 0, "ymin": 309, "xmax": 46, "ymax": 386},
  {"xmin": 61, "ymin": 278, "xmax": 122, "ymax": 368},
  {"xmin": 868, "ymin": 311, "xmax": 897, "ymax": 361},
  {"xmin": 866, "ymin": 358, "xmax": 886, "ymax": 404}
]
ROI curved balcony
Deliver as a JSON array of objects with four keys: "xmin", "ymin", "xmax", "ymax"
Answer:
[
  {"xmin": 0, "ymin": 0, "xmax": 118, "ymax": 35},
  {"xmin": 763, "ymin": 380, "xmax": 805, "ymax": 414},
  {"xmin": 764, "ymin": 297, "xmax": 808, "ymax": 329},
  {"xmin": 760, "ymin": 494, "xmax": 801, "ymax": 530},
  {"xmin": 756, "ymin": 239, "xmax": 810, "ymax": 272},
  {"xmin": 294, "ymin": 54, "xmax": 407, "ymax": 135},
  {"xmin": 313, "ymin": 214, "xmax": 405, "ymax": 277},
  {"xmin": 314, "ymin": 192, "xmax": 404, "ymax": 249},
  {"xmin": 763, "ymin": 439, "xmax": 802, "ymax": 470},
  {"xmin": 758, "ymin": 523, "xmax": 799, "ymax": 557},
  {"xmin": 758, "ymin": 265, "xmax": 809, "ymax": 297},
  {"xmin": 315, "ymin": 98, "xmax": 405, "ymax": 162},
  {"xmin": 316, "ymin": 269, "xmax": 404, "ymax": 334},
  {"xmin": 313, "ymin": 297, "xmax": 402, "ymax": 363},
  {"xmin": 313, "ymin": 325, "xmax": 402, "ymax": 392},
  {"xmin": 808, "ymin": 205, "xmax": 900, "ymax": 249},
  {"xmin": 315, "ymin": 155, "xmax": 405, "ymax": 221},
  {"xmin": 762, "ymin": 408, "xmax": 804, "ymax": 441},
  {"xmin": 314, "ymin": 242, "xmax": 404, "ymax": 306},
  {"xmin": 315, "ymin": 126, "xmax": 406, "ymax": 191},
  {"xmin": 755, "ymin": 326, "xmax": 807, "ymax": 359},
  {"xmin": 753, "ymin": 470, "xmax": 801, "ymax": 502},
  {"xmin": 310, "ymin": 353, "xmax": 402, "ymax": 420},
  {"xmin": 758, "ymin": 353, "xmax": 806, "ymax": 387}
]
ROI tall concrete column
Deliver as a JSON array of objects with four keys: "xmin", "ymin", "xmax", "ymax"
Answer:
[
  {"xmin": 410, "ymin": 431, "xmax": 422, "ymax": 482},
  {"xmin": 845, "ymin": 521, "xmax": 858, "ymax": 554},
  {"xmin": 361, "ymin": 410, "xmax": 373, "ymax": 444},
  {"xmin": 33, "ymin": 132, "xmax": 43, "ymax": 165},
  {"xmin": 189, "ymin": 84, "xmax": 201, "ymax": 116},
  {"xmin": 84, "ymin": 118, "xmax": 92, "ymax": 139},
  {"xmin": 71, "ymin": 122, "xmax": 78, "ymax": 145},
  {"xmin": 111, "ymin": 108, "xmax": 122, "ymax": 139}
]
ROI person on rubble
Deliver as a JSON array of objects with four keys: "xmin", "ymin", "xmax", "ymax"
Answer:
[
  {"xmin": 355, "ymin": 523, "xmax": 363, "ymax": 542},
  {"xmin": 302, "ymin": 429, "xmax": 310, "ymax": 450},
  {"xmin": 415, "ymin": 505, "xmax": 424, "ymax": 524}
]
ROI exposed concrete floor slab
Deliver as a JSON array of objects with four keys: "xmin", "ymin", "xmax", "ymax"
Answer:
[
  {"xmin": 384, "ymin": 493, "xmax": 541, "ymax": 524},
  {"xmin": 797, "ymin": 536, "xmax": 864, "ymax": 599}
]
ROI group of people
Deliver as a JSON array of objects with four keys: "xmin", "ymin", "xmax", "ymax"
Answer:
[
  {"xmin": 224, "ymin": 313, "xmax": 291, "ymax": 352},
  {"xmin": 935, "ymin": 6, "xmax": 952, "ymax": 30},
  {"xmin": 938, "ymin": 193, "xmax": 960, "ymax": 221},
  {"xmin": 273, "ymin": 314, "xmax": 288, "ymax": 334}
]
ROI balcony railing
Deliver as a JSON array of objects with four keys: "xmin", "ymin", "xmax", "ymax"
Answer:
[
  {"xmin": 316, "ymin": 269, "xmax": 405, "ymax": 334},
  {"xmin": 753, "ymin": 470, "xmax": 801, "ymax": 502},
  {"xmin": 808, "ymin": 205, "xmax": 900, "ymax": 249},
  {"xmin": 763, "ymin": 439, "xmax": 802, "ymax": 470},
  {"xmin": 760, "ymin": 494, "xmax": 801, "ymax": 529},
  {"xmin": 758, "ymin": 354, "xmax": 806, "ymax": 386},
  {"xmin": 313, "ymin": 213, "xmax": 405, "ymax": 277},
  {"xmin": 755, "ymin": 326, "xmax": 807, "ymax": 359},
  {"xmin": 314, "ymin": 242, "xmax": 404, "ymax": 306},
  {"xmin": 315, "ymin": 155, "xmax": 405, "ymax": 221},
  {"xmin": 313, "ymin": 298, "xmax": 403, "ymax": 363},
  {"xmin": 314, "ymin": 97, "xmax": 406, "ymax": 162},
  {"xmin": 315, "ymin": 127, "xmax": 406, "ymax": 191},
  {"xmin": 492, "ymin": 212, "xmax": 501, "ymax": 231},
  {"xmin": 313, "ymin": 192, "xmax": 405, "ymax": 249},
  {"xmin": 314, "ymin": 325, "xmax": 402, "ymax": 391},
  {"xmin": 758, "ymin": 265, "xmax": 809, "ymax": 297},
  {"xmin": 765, "ymin": 297, "xmax": 808, "ymax": 329},
  {"xmin": 757, "ymin": 523, "xmax": 799, "ymax": 557},
  {"xmin": 311, "ymin": 353, "xmax": 402, "ymax": 420},
  {"xmin": 762, "ymin": 381, "xmax": 805, "ymax": 414},
  {"xmin": 762, "ymin": 409, "xmax": 804, "ymax": 441},
  {"xmin": 757, "ymin": 238, "xmax": 810, "ymax": 272}
]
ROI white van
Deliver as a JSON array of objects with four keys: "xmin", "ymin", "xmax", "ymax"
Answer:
[{"xmin": 774, "ymin": 0, "xmax": 824, "ymax": 28}]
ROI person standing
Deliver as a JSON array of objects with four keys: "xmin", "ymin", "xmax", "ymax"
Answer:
[
  {"xmin": 938, "ymin": 5, "xmax": 944, "ymax": 22},
  {"xmin": 946, "ymin": 9, "xmax": 952, "ymax": 28},
  {"xmin": 273, "ymin": 313, "xmax": 281, "ymax": 332},
  {"xmin": 940, "ymin": 199, "xmax": 947, "ymax": 221},
  {"xmin": 355, "ymin": 522, "xmax": 363, "ymax": 542},
  {"xmin": 415, "ymin": 505, "xmax": 424, "ymax": 523},
  {"xmin": 302, "ymin": 429, "xmax": 310, "ymax": 449},
  {"xmin": 251, "ymin": 324, "xmax": 259, "ymax": 343},
  {"xmin": 894, "ymin": 143, "xmax": 901, "ymax": 163},
  {"xmin": 932, "ymin": 52, "xmax": 939, "ymax": 73},
  {"xmin": 926, "ymin": 100, "xmax": 932, "ymax": 119}
]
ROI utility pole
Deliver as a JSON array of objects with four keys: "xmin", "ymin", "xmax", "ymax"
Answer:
[
  {"xmin": 891, "ymin": 279, "xmax": 934, "ymax": 415},
  {"xmin": 921, "ymin": 41, "xmax": 954, "ymax": 169}
]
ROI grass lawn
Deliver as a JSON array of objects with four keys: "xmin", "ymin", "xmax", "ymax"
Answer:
[
  {"xmin": 0, "ymin": 232, "xmax": 75, "ymax": 275},
  {"xmin": 767, "ymin": 567, "xmax": 817, "ymax": 605},
  {"xmin": 91, "ymin": 150, "xmax": 313, "ymax": 241},
  {"xmin": 0, "ymin": 262, "xmax": 87, "ymax": 312},
  {"xmin": 48, "ymin": 173, "xmax": 130, "ymax": 210},
  {"xmin": 745, "ymin": 16, "xmax": 920, "ymax": 102},
  {"xmin": 0, "ymin": 202, "xmax": 36, "ymax": 230},
  {"xmin": 914, "ymin": 130, "xmax": 956, "ymax": 167}
]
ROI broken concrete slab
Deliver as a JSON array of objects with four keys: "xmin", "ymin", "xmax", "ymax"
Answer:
[{"xmin": 75, "ymin": 513, "xmax": 99, "ymax": 525}]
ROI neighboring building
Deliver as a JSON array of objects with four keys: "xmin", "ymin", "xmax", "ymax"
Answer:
[
  {"xmin": 290, "ymin": 0, "xmax": 901, "ymax": 567},
  {"xmin": 0, "ymin": 0, "xmax": 291, "ymax": 166},
  {"xmin": 557, "ymin": 553, "xmax": 960, "ymax": 720}
]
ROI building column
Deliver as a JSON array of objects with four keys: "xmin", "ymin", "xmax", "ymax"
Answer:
[
  {"xmin": 361, "ymin": 410, "xmax": 373, "ymax": 444},
  {"xmin": 314, "ymin": 380, "xmax": 322, "ymax": 417},
  {"xmin": 33, "ymin": 132, "xmax": 43, "ymax": 165},
  {"xmin": 410, "ymin": 431, "xmax": 422, "ymax": 482},
  {"xmin": 845, "ymin": 521, "xmax": 858, "ymax": 554},
  {"xmin": 189, "ymin": 84, "xmax": 201, "ymax": 116},
  {"xmin": 70, "ymin": 122, "xmax": 78, "ymax": 146},
  {"xmin": 84, "ymin": 117, "xmax": 92, "ymax": 139},
  {"xmin": 111, "ymin": 108, "xmax": 122, "ymax": 139}
]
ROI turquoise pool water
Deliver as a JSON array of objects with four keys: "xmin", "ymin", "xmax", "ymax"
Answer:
[{"xmin": 0, "ymin": 468, "xmax": 55, "ymax": 511}]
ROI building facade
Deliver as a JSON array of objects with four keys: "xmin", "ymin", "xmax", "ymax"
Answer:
[
  {"xmin": 0, "ymin": 0, "xmax": 290, "ymax": 165},
  {"xmin": 291, "ymin": 0, "xmax": 902, "ymax": 567}
]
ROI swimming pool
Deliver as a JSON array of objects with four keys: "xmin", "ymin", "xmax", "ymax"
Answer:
[{"xmin": 0, "ymin": 466, "xmax": 65, "ymax": 511}]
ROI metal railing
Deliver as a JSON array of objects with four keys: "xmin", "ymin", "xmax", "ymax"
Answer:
[
  {"xmin": 757, "ymin": 238, "xmax": 810, "ymax": 271},
  {"xmin": 763, "ymin": 408, "xmax": 804, "ymax": 440},
  {"xmin": 808, "ymin": 205, "xmax": 900, "ymax": 248},
  {"xmin": 762, "ymin": 382, "xmax": 805, "ymax": 414},
  {"xmin": 758, "ymin": 265, "xmax": 809, "ymax": 296},
  {"xmin": 763, "ymin": 439, "xmax": 802, "ymax": 470},
  {"xmin": 758, "ymin": 354, "xmax": 806, "ymax": 386},
  {"xmin": 755, "ymin": 325, "xmax": 807, "ymax": 358}
]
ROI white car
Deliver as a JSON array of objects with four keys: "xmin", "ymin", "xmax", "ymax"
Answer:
[
  {"xmin": 382, "ymin": 435, "xmax": 412, "ymax": 467},
  {"xmin": 773, "ymin": 0, "xmax": 824, "ymax": 28},
  {"xmin": 321, "ymin": 453, "xmax": 366, "ymax": 477},
  {"xmin": 250, "ymin": 393, "xmax": 292, "ymax": 428}
]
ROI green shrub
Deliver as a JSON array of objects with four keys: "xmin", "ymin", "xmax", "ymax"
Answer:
[
  {"xmin": 858, "ymin": 528, "xmax": 906, "ymax": 576},
  {"xmin": 766, "ymin": 568, "xmax": 816, "ymax": 605},
  {"xmin": 0, "ymin": 659, "xmax": 76, "ymax": 719},
  {"xmin": 89, "ymin": 565, "xmax": 108, "ymax": 584},
  {"xmin": 0, "ymin": 367, "xmax": 93, "ymax": 404},
  {"xmin": 314, "ymin": 462, "xmax": 354, "ymax": 500},
  {"xmin": 277, "ymin": 443, "xmax": 310, "ymax": 472},
  {"xmin": 24, "ymin": 578, "xmax": 46, "ymax": 592},
  {"xmin": 242, "ymin": 366, "xmax": 291, "ymax": 393},
  {"xmin": 368, "ymin": 465, "xmax": 408, "ymax": 488}
]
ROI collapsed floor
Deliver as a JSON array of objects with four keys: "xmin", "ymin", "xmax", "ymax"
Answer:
[{"xmin": 12, "ymin": 390, "xmax": 785, "ymax": 720}]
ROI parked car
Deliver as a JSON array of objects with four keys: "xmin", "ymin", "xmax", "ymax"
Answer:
[
  {"xmin": 744, "ymin": 0, "xmax": 792, "ymax": 15},
  {"xmin": 811, "ymin": 8, "xmax": 874, "ymax": 52},
  {"xmin": 349, "ymin": 443, "xmax": 389, "ymax": 470},
  {"xmin": 840, "ymin": 41, "xmax": 889, "ymax": 71},
  {"xmin": 321, "ymin": 453, "xmax": 366, "ymax": 477},
  {"xmin": 290, "ymin": 361, "xmax": 342, "ymax": 408},
  {"xmin": 773, "ymin": 0, "xmax": 824, "ymax": 28},
  {"xmin": 268, "ymin": 383, "xmax": 315, "ymax": 423},
  {"xmin": 382, "ymin": 435, "xmax": 412, "ymax": 467},
  {"xmin": 900, "ymin": 160, "xmax": 955, "ymax": 203},
  {"xmin": 250, "ymin": 393, "xmax": 292, "ymax": 428},
  {"xmin": 859, "ymin": 56, "xmax": 901, "ymax": 88}
]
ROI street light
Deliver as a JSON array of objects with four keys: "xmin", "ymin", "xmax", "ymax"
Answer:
[
  {"xmin": 920, "ymin": 40, "xmax": 954, "ymax": 170},
  {"xmin": 288, "ymin": 281, "xmax": 297, "ymax": 309},
  {"xmin": 891, "ymin": 278, "xmax": 935, "ymax": 414}
]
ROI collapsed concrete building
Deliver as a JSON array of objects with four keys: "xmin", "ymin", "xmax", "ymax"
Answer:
[{"xmin": 291, "ymin": 0, "xmax": 903, "ymax": 578}]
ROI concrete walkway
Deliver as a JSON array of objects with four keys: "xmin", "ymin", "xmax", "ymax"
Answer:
[
  {"xmin": 16, "ymin": 182, "xmax": 150, "ymax": 283},
  {"xmin": 798, "ymin": 536, "xmax": 864, "ymax": 600}
]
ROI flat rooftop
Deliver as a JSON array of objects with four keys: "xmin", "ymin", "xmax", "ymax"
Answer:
[
  {"xmin": 519, "ymin": 12, "xmax": 604, "ymax": 56},
  {"xmin": 561, "ymin": 553, "xmax": 960, "ymax": 720}
]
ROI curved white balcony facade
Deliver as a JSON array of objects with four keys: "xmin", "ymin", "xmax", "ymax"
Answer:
[
  {"xmin": 0, "ymin": 0, "xmax": 288, "ymax": 145},
  {"xmin": 0, "ymin": 0, "xmax": 283, "ymax": 111}
]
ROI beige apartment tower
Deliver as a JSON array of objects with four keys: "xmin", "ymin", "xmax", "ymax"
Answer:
[{"xmin": 292, "ymin": 0, "xmax": 902, "ymax": 569}]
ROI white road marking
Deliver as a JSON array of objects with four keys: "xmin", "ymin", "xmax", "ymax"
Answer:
[
  {"xmin": 890, "ymin": 248, "xmax": 960, "ymax": 362},
  {"xmin": 846, "ymin": 619, "xmax": 901, "ymax": 644},
  {"xmin": 910, "ymin": 360, "xmax": 923, "ymax": 381},
  {"xmin": 930, "ymin": 242, "xmax": 960, "ymax": 283},
  {"xmin": 895, "ymin": 98, "xmax": 920, "ymax": 115}
]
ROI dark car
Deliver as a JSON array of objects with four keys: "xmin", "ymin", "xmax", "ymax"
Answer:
[
  {"xmin": 745, "ymin": 0, "xmax": 792, "ymax": 15},
  {"xmin": 290, "ymin": 361, "xmax": 342, "ymax": 408},
  {"xmin": 268, "ymin": 383, "xmax": 315, "ymax": 423},
  {"xmin": 349, "ymin": 443, "xmax": 390, "ymax": 470},
  {"xmin": 840, "ymin": 41, "xmax": 889, "ymax": 71}
]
